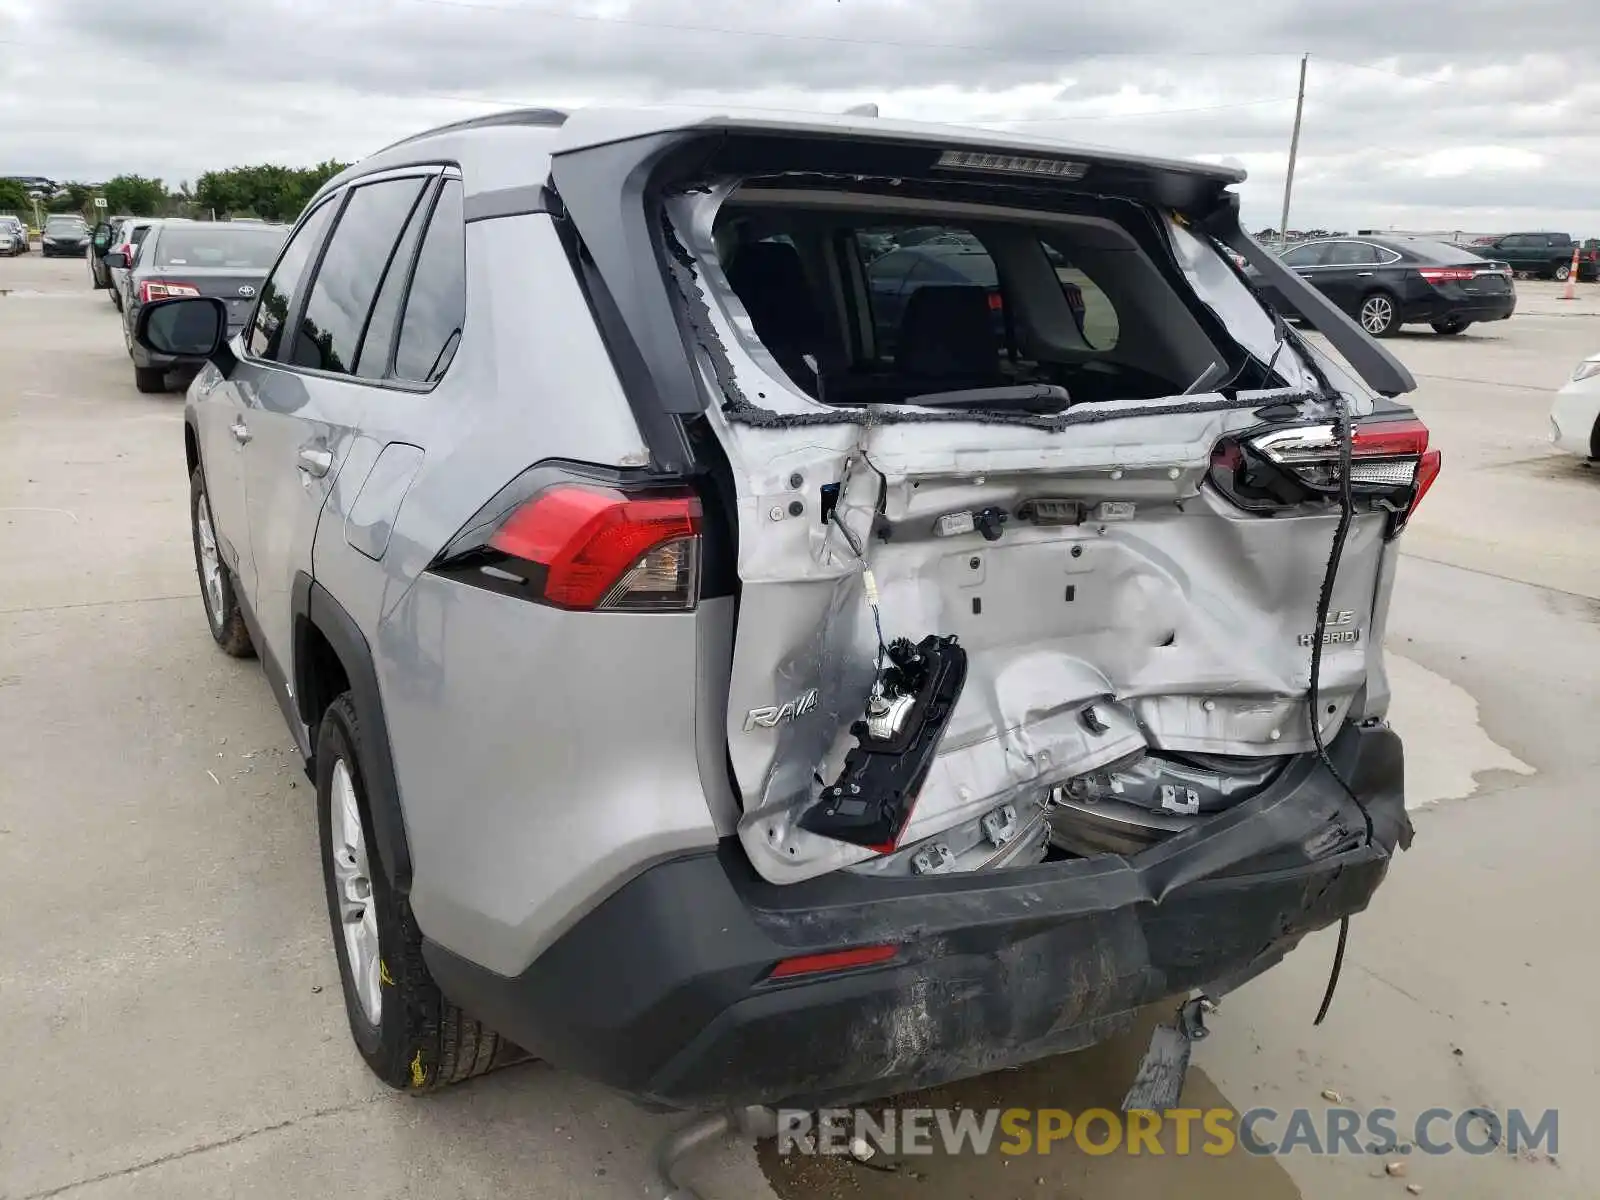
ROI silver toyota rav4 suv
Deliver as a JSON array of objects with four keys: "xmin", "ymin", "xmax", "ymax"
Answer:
[{"xmin": 134, "ymin": 107, "xmax": 1430, "ymax": 1110}]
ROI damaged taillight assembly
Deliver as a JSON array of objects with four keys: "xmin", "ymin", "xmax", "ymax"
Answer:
[
  {"xmin": 1209, "ymin": 415, "xmax": 1440, "ymax": 534},
  {"xmin": 431, "ymin": 471, "xmax": 702, "ymax": 612}
]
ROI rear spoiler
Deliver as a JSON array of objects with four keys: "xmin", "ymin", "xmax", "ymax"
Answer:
[{"xmin": 1199, "ymin": 196, "xmax": 1416, "ymax": 397}]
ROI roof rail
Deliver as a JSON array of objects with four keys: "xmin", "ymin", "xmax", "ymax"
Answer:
[{"xmin": 371, "ymin": 107, "xmax": 568, "ymax": 156}]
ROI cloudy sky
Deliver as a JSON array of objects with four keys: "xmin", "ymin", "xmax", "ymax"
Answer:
[{"xmin": 2, "ymin": 0, "xmax": 1597, "ymax": 235}]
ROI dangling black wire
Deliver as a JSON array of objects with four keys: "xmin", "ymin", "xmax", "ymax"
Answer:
[{"xmin": 1307, "ymin": 389, "xmax": 1374, "ymax": 1026}]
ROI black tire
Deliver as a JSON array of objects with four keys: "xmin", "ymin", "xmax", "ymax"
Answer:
[
  {"xmin": 1358, "ymin": 291, "xmax": 1399, "ymax": 337},
  {"xmin": 315, "ymin": 694, "xmax": 520, "ymax": 1092},
  {"xmin": 134, "ymin": 366, "xmax": 166, "ymax": 393},
  {"xmin": 1431, "ymin": 318, "xmax": 1470, "ymax": 335},
  {"xmin": 1554, "ymin": 262, "xmax": 1572, "ymax": 283},
  {"xmin": 188, "ymin": 466, "xmax": 254, "ymax": 657}
]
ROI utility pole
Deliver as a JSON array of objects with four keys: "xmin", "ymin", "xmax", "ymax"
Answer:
[{"xmin": 1278, "ymin": 53, "xmax": 1308, "ymax": 250}]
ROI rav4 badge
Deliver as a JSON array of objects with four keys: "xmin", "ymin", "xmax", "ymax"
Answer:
[{"xmin": 744, "ymin": 688, "xmax": 820, "ymax": 732}]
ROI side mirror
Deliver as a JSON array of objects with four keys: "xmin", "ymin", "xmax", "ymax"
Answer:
[
  {"xmin": 135, "ymin": 296, "xmax": 228, "ymax": 360},
  {"xmin": 103, "ymin": 250, "xmax": 128, "ymax": 269}
]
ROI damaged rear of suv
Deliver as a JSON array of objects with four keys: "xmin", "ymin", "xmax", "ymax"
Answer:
[
  {"xmin": 161, "ymin": 107, "xmax": 1430, "ymax": 1115},
  {"xmin": 423, "ymin": 111, "xmax": 1430, "ymax": 1109}
]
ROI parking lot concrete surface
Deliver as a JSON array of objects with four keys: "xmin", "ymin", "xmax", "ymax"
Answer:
[{"xmin": 2, "ymin": 256, "xmax": 1596, "ymax": 1200}]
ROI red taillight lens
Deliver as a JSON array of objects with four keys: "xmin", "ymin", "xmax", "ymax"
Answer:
[
  {"xmin": 986, "ymin": 291, "xmax": 1004, "ymax": 311},
  {"xmin": 1417, "ymin": 267, "xmax": 1475, "ymax": 284},
  {"xmin": 448, "ymin": 480, "xmax": 702, "ymax": 612},
  {"xmin": 769, "ymin": 944, "xmax": 898, "ymax": 980},
  {"xmin": 489, "ymin": 485, "xmax": 700, "ymax": 610},
  {"xmin": 1209, "ymin": 416, "xmax": 1440, "ymax": 535},
  {"xmin": 139, "ymin": 280, "xmax": 200, "ymax": 303}
]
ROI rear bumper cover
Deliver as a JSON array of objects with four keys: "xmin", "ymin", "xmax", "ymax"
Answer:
[
  {"xmin": 1400, "ymin": 293, "xmax": 1516, "ymax": 324},
  {"xmin": 425, "ymin": 723, "xmax": 1410, "ymax": 1111}
]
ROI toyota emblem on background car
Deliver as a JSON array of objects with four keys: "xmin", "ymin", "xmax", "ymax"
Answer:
[{"xmin": 237, "ymin": 285, "xmax": 256, "ymax": 298}]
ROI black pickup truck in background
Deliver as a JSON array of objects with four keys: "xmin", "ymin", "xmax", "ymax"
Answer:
[{"xmin": 1479, "ymin": 232, "xmax": 1599, "ymax": 281}]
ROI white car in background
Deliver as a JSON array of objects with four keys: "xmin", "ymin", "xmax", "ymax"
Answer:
[{"xmin": 1551, "ymin": 353, "xmax": 1600, "ymax": 460}]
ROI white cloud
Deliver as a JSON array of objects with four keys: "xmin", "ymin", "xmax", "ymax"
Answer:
[{"xmin": 1, "ymin": 0, "xmax": 1597, "ymax": 234}]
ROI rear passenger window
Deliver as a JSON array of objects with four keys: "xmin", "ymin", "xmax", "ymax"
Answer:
[
  {"xmin": 291, "ymin": 177, "xmax": 428, "ymax": 376},
  {"xmin": 248, "ymin": 202, "xmax": 335, "ymax": 361},
  {"xmin": 354, "ymin": 183, "xmax": 433, "ymax": 379},
  {"xmin": 1325, "ymin": 242, "xmax": 1381, "ymax": 266},
  {"xmin": 1280, "ymin": 242, "xmax": 1329, "ymax": 267},
  {"xmin": 392, "ymin": 179, "xmax": 466, "ymax": 383},
  {"xmin": 1038, "ymin": 239, "xmax": 1120, "ymax": 351}
]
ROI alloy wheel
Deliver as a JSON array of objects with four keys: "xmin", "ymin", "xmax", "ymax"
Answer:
[
  {"xmin": 1360, "ymin": 295, "xmax": 1394, "ymax": 335},
  {"xmin": 330, "ymin": 758, "xmax": 383, "ymax": 1025},
  {"xmin": 194, "ymin": 492, "xmax": 226, "ymax": 627}
]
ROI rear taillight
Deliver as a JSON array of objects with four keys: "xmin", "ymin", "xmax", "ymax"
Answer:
[
  {"xmin": 1417, "ymin": 267, "xmax": 1475, "ymax": 284},
  {"xmin": 138, "ymin": 279, "xmax": 200, "ymax": 303},
  {"xmin": 986, "ymin": 291, "xmax": 1004, "ymax": 311},
  {"xmin": 434, "ymin": 475, "xmax": 702, "ymax": 612},
  {"xmin": 1209, "ymin": 416, "xmax": 1440, "ymax": 535}
]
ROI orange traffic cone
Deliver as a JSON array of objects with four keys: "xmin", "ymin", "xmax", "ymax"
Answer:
[{"xmin": 1561, "ymin": 245, "xmax": 1581, "ymax": 300}]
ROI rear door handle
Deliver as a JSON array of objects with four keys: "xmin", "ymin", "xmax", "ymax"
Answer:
[
  {"xmin": 297, "ymin": 446, "xmax": 334, "ymax": 478},
  {"xmin": 230, "ymin": 419, "xmax": 251, "ymax": 445},
  {"xmin": 1356, "ymin": 271, "xmax": 1374, "ymax": 277}
]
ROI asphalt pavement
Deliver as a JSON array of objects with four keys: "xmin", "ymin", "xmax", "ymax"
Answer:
[{"xmin": 2, "ymin": 256, "xmax": 1595, "ymax": 1199}]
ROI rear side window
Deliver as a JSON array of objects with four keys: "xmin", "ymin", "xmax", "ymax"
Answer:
[
  {"xmin": 1280, "ymin": 242, "xmax": 1330, "ymax": 267},
  {"xmin": 1038, "ymin": 238, "xmax": 1120, "ymax": 350},
  {"xmin": 290, "ymin": 177, "xmax": 428, "ymax": 376},
  {"xmin": 354, "ymin": 184, "xmax": 433, "ymax": 379},
  {"xmin": 247, "ymin": 203, "xmax": 335, "ymax": 361},
  {"xmin": 1324, "ymin": 242, "xmax": 1382, "ymax": 266},
  {"xmin": 392, "ymin": 179, "xmax": 466, "ymax": 383}
]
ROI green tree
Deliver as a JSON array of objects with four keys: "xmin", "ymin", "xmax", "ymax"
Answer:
[
  {"xmin": 48, "ymin": 182, "xmax": 94, "ymax": 215},
  {"xmin": 102, "ymin": 174, "xmax": 167, "ymax": 216},
  {"xmin": 0, "ymin": 177, "xmax": 30, "ymax": 215},
  {"xmin": 195, "ymin": 161, "xmax": 348, "ymax": 223}
]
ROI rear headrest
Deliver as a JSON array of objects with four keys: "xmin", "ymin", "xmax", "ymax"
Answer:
[
  {"xmin": 896, "ymin": 285, "xmax": 998, "ymax": 378},
  {"xmin": 725, "ymin": 240, "xmax": 823, "ymax": 343}
]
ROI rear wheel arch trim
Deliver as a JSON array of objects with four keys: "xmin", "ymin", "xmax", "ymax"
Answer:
[{"xmin": 293, "ymin": 574, "xmax": 415, "ymax": 892}]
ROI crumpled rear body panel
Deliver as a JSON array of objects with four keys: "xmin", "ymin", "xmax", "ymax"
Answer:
[
  {"xmin": 713, "ymin": 403, "xmax": 1390, "ymax": 883},
  {"xmin": 663, "ymin": 191, "xmax": 1394, "ymax": 885}
]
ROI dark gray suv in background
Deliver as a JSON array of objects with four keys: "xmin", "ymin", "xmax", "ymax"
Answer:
[{"xmin": 132, "ymin": 108, "xmax": 1429, "ymax": 1120}]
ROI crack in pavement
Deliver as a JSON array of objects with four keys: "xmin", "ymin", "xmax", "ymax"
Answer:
[
  {"xmin": 0, "ymin": 594, "xmax": 190, "ymax": 616},
  {"xmin": 17, "ymin": 1098, "xmax": 384, "ymax": 1199},
  {"xmin": 1400, "ymin": 551, "xmax": 1600, "ymax": 602}
]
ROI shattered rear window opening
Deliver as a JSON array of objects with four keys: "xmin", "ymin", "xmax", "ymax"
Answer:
[{"xmin": 662, "ymin": 176, "xmax": 1329, "ymax": 433}]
